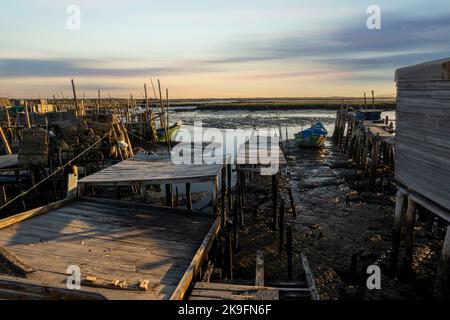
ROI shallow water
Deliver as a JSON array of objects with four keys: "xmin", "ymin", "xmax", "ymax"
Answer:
[{"xmin": 164, "ymin": 109, "xmax": 396, "ymax": 211}]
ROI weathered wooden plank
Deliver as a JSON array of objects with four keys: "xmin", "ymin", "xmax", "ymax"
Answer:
[
  {"xmin": 170, "ymin": 216, "xmax": 221, "ymax": 300},
  {"xmin": 0, "ymin": 197, "xmax": 76, "ymax": 230},
  {"xmin": 0, "ymin": 275, "xmax": 106, "ymax": 300}
]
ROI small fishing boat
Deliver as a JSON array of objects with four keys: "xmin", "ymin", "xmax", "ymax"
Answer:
[
  {"xmin": 157, "ymin": 121, "xmax": 182, "ymax": 143},
  {"xmin": 294, "ymin": 122, "xmax": 328, "ymax": 148}
]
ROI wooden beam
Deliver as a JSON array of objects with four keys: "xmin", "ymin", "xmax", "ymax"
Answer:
[
  {"xmin": 255, "ymin": 250, "xmax": 264, "ymax": 287},
  {"xmin": 0, "ymin": 126, "xmax": 12, "ymax": 155},
  {"xmin": 0, "ymin": 246, "xmax": 36, "ymax": 275},
  {"xmin": 402, "ymin": 197, "xmax": 416, "ymax": 278},
  {"xmin": 301, "ymin": 252, "xmax": 319, "ymax": 300},
  {"xmin": 170, "ymin": 216, "xmax": 221, "ymax": 300},
  {"xmin": 390, "ymin": 190, "xmax": 405, "ymax": 273},
  {"xmin": 0, "ymin": 197, "xmax": 76, "ymax": 230},
  {"xmin": 0, "ymin": 275, "xmax": 106, "ymax": 300},
  {"xmin": 435, "ymin": 225, "xmax": 450, "ymax": 299}
]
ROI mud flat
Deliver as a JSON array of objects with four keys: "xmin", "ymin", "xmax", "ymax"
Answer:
[{"xmin": 230, "ymin": 140, "xmax": 446, "ymax": 300}]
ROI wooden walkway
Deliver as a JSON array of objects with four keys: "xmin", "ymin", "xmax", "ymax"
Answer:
[
  {"xmin": 0, "ymin": 197, "xmax": 220, "ymax": 300},
  {"xmin": 78, "ymin": 158, "xmax": 223, "ymax": 186},
  {"xmin": 236, "ymin": 135, "xmax": 286, "ymax": 173}
]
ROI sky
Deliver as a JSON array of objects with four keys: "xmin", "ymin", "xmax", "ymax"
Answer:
[{"xmin": 0, "ymin": 0, "xmax": 450, "ymax": 98}]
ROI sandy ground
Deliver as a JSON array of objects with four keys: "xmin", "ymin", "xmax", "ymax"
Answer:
[{"xmin": 230, "ymin": 140, "xmax": 446, "ymax": 300}]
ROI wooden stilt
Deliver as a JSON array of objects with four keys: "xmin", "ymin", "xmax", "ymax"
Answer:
[
  {"xmin": 288, "ymin": 186, "xmax": 296, "ymax": 218},
  {"xmin": 435, "ymin": 225, "xmax": 450, "ymax": 299},
  {"xmin": 221, "ymin": 167, "xmax": 226, "ymax": 226},
  {"xmin": 227, "ymin": 162, "xmax": 232, "ymax": 212},
  {"xmin": 233, "ymin": 195, "xmax": 239, "ymax": 251},
  {"xmin": 212, "ymin": 176, "xmax": 218, "ymax": 214},
  {"xmin": 279, "ymin": 198, "xmax": 285, "ymax": 253},
  {"xmin": 165, "ymin": 184, "xmax": 173, "ymax": 207},
  {"xmin": 186, "ymin": 183, "xmax": 192, "ymax": 210},
  {"xmin": 140, "ymin": 184, "xmax": 147, "ymax": 203},
  {"xmin": 402, "ymin": 197, "xmax": 416, "ymax": 278},
  {"xmin": 175, "ymin": 187, "xmax": 179, "ymax": 208},
  {"xmin": 272, "ymin": 173, "xmax": 279, "ymax": 231},
  {"xmin": 287, "ymin": 226, "xmax": 293, "ymax": 281},
  {"xmin": 255, "ymin": 250, "xmax": 264, "ymax": 287},
  {"xmin": 225, "ymin": 232, "xmax": 233, "ymax": 280},
  {"xmin": 390, "ymin": 190, "xmax": 405, "ymax": 273}
]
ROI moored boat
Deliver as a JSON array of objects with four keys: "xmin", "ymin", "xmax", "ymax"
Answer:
[
  {"xmin": 157, "ymin": 121, "xmax": 182, "ymax": 143},
  {"xmin": 294, "ymin": 122, "xmax": 328, "ymax": 148}
]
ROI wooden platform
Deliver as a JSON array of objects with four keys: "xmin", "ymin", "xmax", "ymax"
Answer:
[
  {"xmin": 0, "ymin": 154, "xmax": 18, "ymax": 170},
  {"xmin": 0, "ymin": 197, "xmax": 220, "ymax": 300},
  {"xmin": 189, "ymin": 282, "xmax": 279, "ymax": 300},
  {"xmin": 78, "ymin": 158, "xmax": 224, "ymax": 186},
  {"xmin": 236, "ymin": 135, "xmax": 286, "ymax": 174}
]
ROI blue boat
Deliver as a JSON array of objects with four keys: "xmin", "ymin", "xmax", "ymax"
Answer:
[{"xmin": 294, "ymin": 122, "xmax": 328, "ymax": 148}]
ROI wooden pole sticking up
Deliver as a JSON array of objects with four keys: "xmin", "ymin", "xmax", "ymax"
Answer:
[
  {"xmin": 371, "ymin": 90, "xmax": 375, "ymax": 108},
  {"xmin": 165, "ymin": 88, "xmax": 171, "ymax": 150},
  {"xmin": 0, "ymin": 126, "xmax": 12, "ymax": 155},
  {"xmin": 24, "ymin": 101, "xmax": 31, "ymax": 128},
  {"xmin": 97, "ymin": 90, "xmax": 101, "ymax": 115},
  {"xmin": 287, "ymin": 226, "xmax": 293, "ymax": 280},
  {"xmin": 71, "ymin": 79, "xmax": 79, "ymax": 116}
]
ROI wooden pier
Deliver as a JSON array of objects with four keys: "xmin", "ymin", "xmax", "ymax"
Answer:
[
  {"xmin": 390, "ymin": 58, "xmax": 450, "ymax": 298},
  {"xmin": 333, "ymin": 108, "xmax": 395, "ymax": 190},
  {"xmin": 78, "ymin": 156, "xmax": 225, "ymax": 213},
  {"xmin": 0, "ymin": 196, "xmax": 220, "ymax": 300}
]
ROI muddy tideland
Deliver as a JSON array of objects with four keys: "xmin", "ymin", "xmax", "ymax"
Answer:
[{"xmin": 228, "ymin": 140, "xmax": 446, "ymax": 300}]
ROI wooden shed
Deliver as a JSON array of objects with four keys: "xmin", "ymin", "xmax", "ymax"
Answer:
[
  {"xmin": 393, "ymin": 58, "xmax": 450, "ymax": 298},
  {"xmin": 395, "ymin": 58, "xmax": 450, "ymax": 211}
]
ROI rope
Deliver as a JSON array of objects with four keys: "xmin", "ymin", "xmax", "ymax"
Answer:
[
  {"xmin": 127, "ymin": 130, "xmax": 161, "ymax": 148},
  {"xmin": 0, "ymin": 129, "xmax": 113, "ymax": 211}
]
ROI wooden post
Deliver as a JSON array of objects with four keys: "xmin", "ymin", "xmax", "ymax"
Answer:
[
  {"xmin": 255, "ymin": 250, "xmax": 264, "ymax": 287},
  {"xmin": 24, "ymin": 101, "xmax": 31, "ymax": 129},
  {"xmin": 66, "ymin": 166, "xmax": 78, "ymax": 199},
  {"xmin": 225, "ymin": 231, "xmax": 233, "ymax": 280},
  {"xmin": 175, "ymin": 187, "xmax": 179, "ymax": 208},
  {"xmin": 212, "ymin": 176, "xmax": 219, "ymax": 214},
  {"xmin": 272, "ymin": 173, "xmax": 279, "ymax": 231},
  {"xmin": 71, "ymin": 79, "xmax": 79, "ymax": 116},
  {"xmin": 166, "ymin": 88, "xmax": 171, "ymax": 150},
  {"xmin": 186, "ymin": 183, "xmax": 192, "ymax": 210},
  {"xmin": 0, "ymin": 127, "xmax": 12, "ymax": 155},
  {"xmin": 288, "ymin": 186, "xmax": 296, "ymax": 218},
  {"xmin": 221, "ymin": 166, "xmax": 226, "ymax": 215},
  {"xmin": 0, "ymin": 186, "xmax": 7, "ymax": 205},
  {"xmin": 435, "ymin": 225, "xmax": 450, "ymax": 299},
  {"xmin": 233, "ymin": 195, "xmax": 239, "ymax": 251},
  {"xmin": 97, "ymin": 90, "xmax": 101, "ymax": 115},
  {"xmin": 287, "ymin": 226, "xmax": 293, "ymax": 281},
  {"xmin": 390, "ymin": 190, "xmax": 405, "ymax": 273},
  {"xmin": 140, "ymin": 184, "xmax": 147, "ymax": 203},
  {"xmin": 227, "ymin": 162, "xmax": 232, "ymax": 212},
  {"xmin": 279, "ymin": 198, "xmax": 285, "ymax": 253},
  {"xmin": 371, "ymin": 90, "xmax": 375, "ymax": 108},
  {"xmin": 402, "ymin": 197, "xmax": 416, "ymax": 278},
  {"xmin": 165, "ymin": 184, "xmax": 173, "ymax": 207}
]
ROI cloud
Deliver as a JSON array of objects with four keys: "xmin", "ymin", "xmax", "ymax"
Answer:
[
  {"xmin": 202, "ymin": 12, "xmax": 450, "ymax": 73},
  {"xmin": 0, "ymin": 58, "xmax": 211, "ymax": 78}
]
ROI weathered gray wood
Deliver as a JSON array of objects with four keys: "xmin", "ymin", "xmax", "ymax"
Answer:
[
  {"xmin": 255, "ymin": 250, "xmax": 264, "ymax": 287},
  {"xmin": 0, "ymin": 198, "xmax": 218, "ymax": 300},
  {"xmin": 301, "ymin": 252, "xmax": 319, "ymax": 300},
  {"xmin": 395, "ymin": 61, "xmax": 450, "ymax": 212},
  {"xmin": 0, "ymin": 275, "xmax": 106, "ymax": 300},
  {"xmin": 402, "ymin": 197, "xmax": 416, "ymax": 278},
  {"xmin": 0, "ymin": 246, "xmax": 36, "ymax": 275},
  {"xmin": 391, "ymin": 190, "xmax": 405, "ymax": 273},
  {"xmin": 435, "ymin": 225, "xmax": 450, "ymax": 299},
  {"xmin": 79, "ymin": 158, "xmax": 223, "ymax": 186}
]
